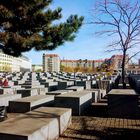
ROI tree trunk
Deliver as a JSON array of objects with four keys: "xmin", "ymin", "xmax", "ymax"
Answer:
[{"xmin": 121, "ymin": 51, "xmax": 126, "ymax": 89}]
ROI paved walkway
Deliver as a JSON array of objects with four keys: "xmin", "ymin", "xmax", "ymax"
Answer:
[{"xmin": 58, "ymin": 116, "xmax": 140, "ymax": 140}]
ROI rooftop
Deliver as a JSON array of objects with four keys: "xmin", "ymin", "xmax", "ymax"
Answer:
[{"xmin": 44, "ymin": 54, "xmax": 59, "ymax": 57}]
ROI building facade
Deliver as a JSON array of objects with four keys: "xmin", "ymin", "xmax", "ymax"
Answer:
[
  {"xmin": 93, "ymin": 60, "xmax": 104, "ymax": 68},
  {"xmin": 61, "ymin": 59, "xmax": 104, "ymax": 69},
  {"xmin": 0, "ymin": 50, "xmax": 31, "ymax": 72},
  {"xmin": 61, "ymin": 55, "xmax": 129, "ymax": 71},
  {"xmin": 42, "ymin": 53, "xmax": 130, "ymax": 72},
  {"xmin": 43, "ymin": 54, "xmax": 60, "ymax": 72},
  {"xmin": 109, "ymin": 55, "xmax": 129, "ymax": 70},
  {"xmin": 19, "ymin": 56, "xmax": 32, "ymax": 72},
  {"xmin": 32, "ymin": 64, "xmax": 43, "ymax": 72},
  {"xmin": 61, "ymin": 60, "xmax": 78, "ymax": 68}
]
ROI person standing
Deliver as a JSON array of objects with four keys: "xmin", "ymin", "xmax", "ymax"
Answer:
[{"xmin": 3, "ymin": 77, "xmax": 8, "ymax": 87}]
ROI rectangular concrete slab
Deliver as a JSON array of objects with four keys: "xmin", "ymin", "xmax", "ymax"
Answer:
[
  {"xmin": 38, "ymin": 87, "xmax": 48, "ymax": 95},
  {"xmin": 16, "ymin": 87, "xmax": 48, "ymax": 97},
  {"xmin": 84, "ymin": 89, "xmax": 99, "ymax": 102},
  {"xmin": 21, "ymin": 85, "xmax": 44, "ymax": 89},
  {"xmin": 108, "ymin": 89, "xmax": 136, "ymax": 95},
  {"xmin": 108, "ymin": 89, "xmax": 139, "ymax": 118},
  {"xmin": 65, "ymin": 86, "xmax": 84, "ymax": 91},
  {"xmin": 46, "ymin": 90, "xmax": 73, "ymax": 95},
  {"xmin": 0, "ymin": 88, "xmax": 14, "ymax": 95},
  {"xmin": 55, "ymin": 91, "xmax": 92, "ymax": 115},
  {"xmin": 57, "ymin": 81, "xmax": 74, "ymax": 90},
  {"xmin": 75, "ymin": 81, "xmax": 91, "ymax": 89},
  {"xmin": 9, "ymin": 95, "xmax": 54, "ymax": 113},
  {"xmin": 0, "ymin": 94, "xmax": 21, "ymax": 106},
  {"xmin": 32, "ymin": 107, "xmax": 72, "ymax": 134},
  {"xmin": 16, "ymin": 88, "xmax": 39, "ymax": 97},
  {"xmin": 0, "ymin": 107, "xmax": 71, "ymax": 140}
]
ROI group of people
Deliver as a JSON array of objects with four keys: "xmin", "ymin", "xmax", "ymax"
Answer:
[{"xmin": 0, "ymin": 77, "xmax": 9, "ymax": 87}]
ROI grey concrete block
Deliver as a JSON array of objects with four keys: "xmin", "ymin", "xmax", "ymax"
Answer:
[
  {"xmin": 84, "ymin": 89, "xmax": 99, "ymax": 103},
  {"xmin": 16, "ymin": 88, "xmax": 39, "ymax": 97},
  {"xmin": 108, "ymin": 89, "xmax": 139, "ymax": 118},
  {"xmin": 65, "ymin": 86, "xmax": 84, "ymax": 91},
  {"xmin": 55, "ymin": 91, "xmax": 92, "ymax": 115},
  {"xmin": 75, "ymin": 81, "xmax": 91, "ymax": 89},
  {"xmin": 0, "ymin": 88, "xmax": 14, "ymax": 95},
  {"xmin": 0, "ymin": 94, "xmax": 21, "ymax": 106},
  {"xmin": 0, "ymin": 107, "xmax": 71, "ymax": 140},
  {"xmin": 9, "ymin": 95, "xmax": 54, "ymax": 113},
  {"xmin": 46, "ymin": 90, "xmax": 73, "ymax": 96},
  {"xmin": 33, "ymin": 107, "xmax": 72, "ymax": 134}
]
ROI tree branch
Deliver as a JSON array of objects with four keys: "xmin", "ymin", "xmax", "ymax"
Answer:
[{"xmin": 126, "ymin": 50, "xmax": 140, "ymax": 63}]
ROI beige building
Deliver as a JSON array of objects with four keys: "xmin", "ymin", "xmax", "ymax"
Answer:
[
  {"xmin": 43, "ymin": 54, "xmax": 60, "ymax": 72},
  {"xmin": 61, "ymin": 55, "xmax": 129, "ymax": 71},
  {"xmin": 61, "ymin": 59, "xmax": 104, "ymax": 69},
  {"xmin": 32, "ymin": 64, "xmax": 43, "ymax": 72},
  {"xmin": 0, "ymin": 50, "xmax": 31, "ymax": 72},
  {"xmin": 93, "ymin": 60, "xmax": 104, "ymax": 68},
  {"xmin": 61, "ymin": 60, "xmax": 78, "ymax": 68}
]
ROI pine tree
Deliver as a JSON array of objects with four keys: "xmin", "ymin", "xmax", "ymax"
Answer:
[{"xmin": 0, "ymin": 0, "xmax": 84, "ymax": 56}]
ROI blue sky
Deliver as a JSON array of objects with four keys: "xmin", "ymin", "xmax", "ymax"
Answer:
[{"xmin": 23, "ymin": 0, "xmax": 118, "ymax": 64}]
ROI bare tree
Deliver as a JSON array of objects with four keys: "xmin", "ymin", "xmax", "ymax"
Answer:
[{"xmin": 91, "ymin": 0, "xmax": 140, "ymax": 88}]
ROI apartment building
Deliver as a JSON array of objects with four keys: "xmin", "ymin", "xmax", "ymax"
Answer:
[
  {"xmin": 61, "ymin": 60, "xmax": 78, "ymax": 68},
  {"xmin": 110, "ymin": 55, "xmax": 129, "ymax": 70},
  {"xmin": 61, "ymin": 59, "xmax": 104, "ymax": 69},
  {"xmin": 93, "ymin": 60, "xmax": 104, "ymax": 68},
  {"xmin": 61, "ymin": 55, "xmax": 130, "ymax": 71},
  {"xmin": 43, "ymin": 54, "xmax": 60, "ymax": 72},
  {"xmin": 42, "ymin": 53, "xmax": 130, "ymax": 72}
]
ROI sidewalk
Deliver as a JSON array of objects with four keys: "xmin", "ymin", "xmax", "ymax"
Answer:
[{"xmin": 59, "ymin": 116, "xmax": 140, "ymax": 140}]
